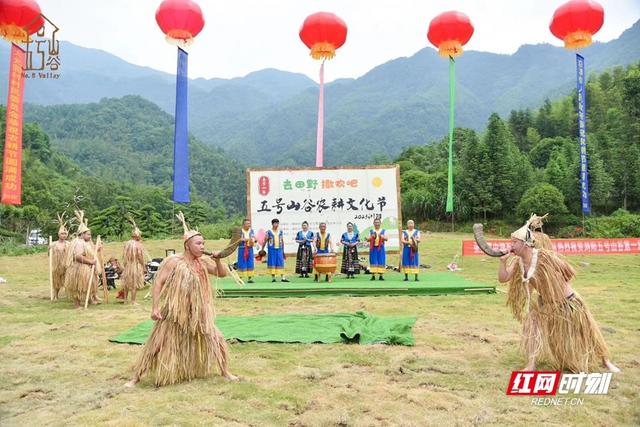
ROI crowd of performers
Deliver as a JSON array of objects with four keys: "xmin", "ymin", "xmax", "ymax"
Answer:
[
  {"xmin": 46, "ymin": 210, "xmax": 620, "ymax": 388},
  {"xmin": 49, "ymin": 210, "xmax": 149, "ymax": 308},
  {"xmin": 236, "ymin": 217, "xmax": 422, "ymax": 283}
]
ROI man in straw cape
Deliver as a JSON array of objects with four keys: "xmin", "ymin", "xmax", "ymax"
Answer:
[
  {"xmin": 49, "ymin": 213, "xmax": 70, "ymax": 301},
  {"xmin": 125, "ymin": 212, "xmax": 237, "ymax": 387},
  {"xmin": 498, "ymin": 217, "xmax": 619, "ymax": 373},
  {"xmin": 120, "ymin": 219, "xmax": 147, "ymax": 306},
  {"xmin": 64, "ymin": 211, "xmax": 101, "ymax": 308}
]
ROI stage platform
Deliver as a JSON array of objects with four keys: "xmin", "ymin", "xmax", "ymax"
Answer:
[{"xmin": 217, "ymin": 273, "xmax": 495, "ymax": 298}]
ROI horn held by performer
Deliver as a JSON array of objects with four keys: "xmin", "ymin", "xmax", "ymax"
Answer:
[{"xmin": 472, "ymin": 224, "xmax": 508, "ymax": 257}]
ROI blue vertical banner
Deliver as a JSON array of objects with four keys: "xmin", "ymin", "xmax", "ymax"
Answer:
[
  {"xmin": 576, "ymin": 53, "xmax": 590, "ymax": 214},
  {"xmin": 173, "ymin": 47, "xmax": 190, "ymax": 203}
]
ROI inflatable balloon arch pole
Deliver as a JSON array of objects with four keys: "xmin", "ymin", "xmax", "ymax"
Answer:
[
  {"xmin": 0, "ymin": 0, "xmax": 45, "ymax": 206},
  {"xmin": 155, "ymin": 0, "xmax": 205, "ymax": 204},
  {"xmin": 427, "ymin": 11, "xmax": 474, "ymax": 230},
  {"xmin": 550, "ymin": 0, "xmax": 604, "ymax": 233},
  {"xmin": 299, "ymin": 12, "xmax": 348, "ymax": 168}
]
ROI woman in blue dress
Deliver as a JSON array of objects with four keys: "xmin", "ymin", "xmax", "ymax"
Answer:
[
  {"xmin": 266, "ymin": 218, "xmax": 288, "ymax": 283},
  {"xmin": 368, "ymin": 218, "xmax": 388, "ymax": 281},
  {"xmin": 237, "ymin": 218, "xmax": 256, "ymax": 283},
  {"xmin": 340, "ymin": 222, "xmax": 360, "ymax": 278},
  {"xmin": 401, "ymin": 219, "xmax": 421, "ymax": 282}
]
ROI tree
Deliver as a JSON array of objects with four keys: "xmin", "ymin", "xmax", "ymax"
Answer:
[
  {"xmin": 483, "ymin": 113, "xmax": 531, "ymax": 217},
  {"xmin": 516, "ymin": 183, "xmax": 568, "ymax": 220}
]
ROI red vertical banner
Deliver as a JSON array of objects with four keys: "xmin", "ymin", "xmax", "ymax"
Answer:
[{"xmin": 1, "ymin": 44, "xmax": 26, "ymax": 205}]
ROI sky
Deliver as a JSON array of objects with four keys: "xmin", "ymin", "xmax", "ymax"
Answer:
[{"xmin": 38, "ymin": 0, "xmax": 640, "ymax": 82}]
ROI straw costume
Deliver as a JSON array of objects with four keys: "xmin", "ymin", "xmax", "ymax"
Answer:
[
  {"xmin": 503, "ymin": 217, "xmax": 616, "ymax": 373},
  {"xmin": 129, "ymin": 212, "xmax": 233, "ymax": 387},
  {"xmin": 64, "ymin": 211, "xmax": 100, "ymax": 307},
  {"xmin": 121, "ymin": 219, "xmax": 147, "ymax": 304},
  {"xmin": 50, "ymin": 213, "xmax": 70, "ymax": 300}
]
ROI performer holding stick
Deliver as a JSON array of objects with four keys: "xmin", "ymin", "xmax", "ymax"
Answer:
[
  {"xmin": 125, "ymin": 211, "xmax": 238, "ymax": 387},
  {"xmin": 474, "ymin": 218, "xmax": 620, "ymax": 373},
  {"xmin": 64, "ymin": 211, "xmax": 101, "ymax": 309}
]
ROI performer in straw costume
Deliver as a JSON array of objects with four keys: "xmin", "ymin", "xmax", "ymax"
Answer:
[
  {"xmin": 50, "ymin": 213, "xmax": 70, "ymax": 300},
  {"xmin": 401, "ymin": 220, "xmax": 421, "ymax": 282},
  {"xmin": 125, "ymin": 212, "xmax": 237, "ymax": 387},
  {"xmin": 64, "ymin": 211, "xmax": 101, "ymax": 308},
  {"xmin": 121, "ymin": 219, "xmax": 147, "ymax": 306},
  {"xmin": 498, "ymin": 217, "xmax": 620, "ymax": 373}
]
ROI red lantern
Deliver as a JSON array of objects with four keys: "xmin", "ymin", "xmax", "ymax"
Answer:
[
  {"xmin": 0, "ymin": 0, "xmax": 44, "ymax": 43},
  {"xmin": 427, "ymin": 11, "xmax": 474, "ymax": 58},
  {"xmin": 299, "ymin": 12, "xmax": 347, "ymax": 60},
  {"xmin": 550, "ymin": 0, "xmax": 604, "ymax": 49},
  {"xmin": 155, "ymin": 0, "xmax": 204, "ymax": 47}
]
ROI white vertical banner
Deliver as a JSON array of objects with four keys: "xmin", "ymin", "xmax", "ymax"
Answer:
[{"xmin": 247, "ymin": 165, "xmax": 402, "ymax": 254}]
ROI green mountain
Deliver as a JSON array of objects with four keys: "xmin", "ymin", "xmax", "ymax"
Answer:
[{"xmin": 23, "ymin": 96, "xmax": 246, "ymax": 215}]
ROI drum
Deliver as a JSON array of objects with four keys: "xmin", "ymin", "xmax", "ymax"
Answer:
[{"xmin": 314, "ymin": 253, "xmax": 337, "ymax": 274}]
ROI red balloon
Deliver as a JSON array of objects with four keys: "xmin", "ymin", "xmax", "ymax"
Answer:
[
  {"xmin": 155, "ymin": 0, "xmax": 204, "ymax": 46},
  {"xmin": 299, "ymin": 12, "xmax": 347, "ymax": 60},
  {"xmin": 550, "ymin": 0, "xmax": 604, "ymax": 49},
  {"xmin": 0, "ymin": 0, "xmax": 43, "ymax": 43},
  {"xmin": 427, "ymin": 11, "xmax": 474, "ymax": 58}
]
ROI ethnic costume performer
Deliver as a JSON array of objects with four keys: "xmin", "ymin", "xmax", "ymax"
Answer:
[
  {"xmin": 368, "ymin": 218, "xmax": 388, "ymax": 281},
  {"xmin": 401, "ymin": 220, "xmax": 421, "ymax": 282},
  {"xmin": 295, "ymin": 221, "xmax": 314, "ymax": 278},
  {"xmin": 314, "ymin": 222, "xmax": 333, "ymax": 282},
  {"xmin": 496, "ymin": 218, "xmax": 619, "ymax": 373},
  {"xmin": 267, "ymin": 218, "xmax": 288, "ymax": 283},
  {"xmin": 125, "ymin": 211, "xmax": 237, "ymax": 387},
  {"xmin": 237, "ymin": 219, "xmax": 256, "ymax": 283},
  {"xmin": 64, "ymin": 211, "xmax": 101, "ymax": 309},
  {"xmin": 340, "ymin": 222, "xmax": 360, "ymax": 278},
  {"xmin": 121, "ymin": 219, "xmax": 147, "ymax": 306},
  {"xmin": 50, "ymin": 213, "xmax": 70, "ymax": 301}
]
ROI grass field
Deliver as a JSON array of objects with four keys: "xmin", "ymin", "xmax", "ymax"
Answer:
[{"xmin": 0, "ymin": 233, "xmax": 638, "ymax": 426}]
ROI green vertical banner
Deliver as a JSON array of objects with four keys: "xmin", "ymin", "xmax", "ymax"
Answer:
[{"xmin": 446, "ymin": 56, "xmax": 455, "ymax": 213}]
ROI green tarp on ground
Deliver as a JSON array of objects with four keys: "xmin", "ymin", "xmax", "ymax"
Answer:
[
  {"xmin": 215, "ymin": 273, "xmax": 495, "ymax": 298},
  {"xmin": 110, "ymin": 311, "xmax": 416, "ymax": 346}
]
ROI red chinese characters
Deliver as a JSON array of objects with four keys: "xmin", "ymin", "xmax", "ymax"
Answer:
[{"xmin": 258, "ymin": 176, "xmax": 270, "ymax": 196}]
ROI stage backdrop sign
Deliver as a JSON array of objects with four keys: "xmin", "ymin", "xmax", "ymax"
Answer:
[{"xmin": 247, "ymin": 166, "xmax": 402, "ymax": 253}]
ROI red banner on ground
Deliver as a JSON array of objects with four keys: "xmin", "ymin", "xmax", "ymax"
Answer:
[
  {"xmin": 1, "ymin": 44, "xmax": 26, "ymax": 205},
  {"xmin": 462, "ymin": 238, "xmax": 640, "ymax": 256}
]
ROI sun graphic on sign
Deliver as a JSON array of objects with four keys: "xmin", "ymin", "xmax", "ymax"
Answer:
[{"xmin": 372, "ymin": 177, "xmax": 383, "ymax": 188}]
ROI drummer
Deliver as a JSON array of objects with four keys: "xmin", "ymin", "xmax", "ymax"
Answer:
[{"xmin": 314, "ymin": 222, "xmax": 334, "ymax": 282}]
